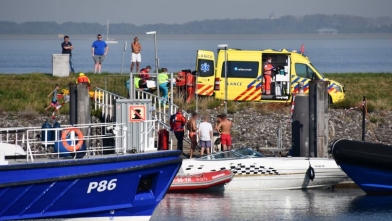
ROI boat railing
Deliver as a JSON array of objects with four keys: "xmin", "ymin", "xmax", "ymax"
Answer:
[{"xmin": 23, "ymin": 122, "xmax": 126, "ymax": 162}]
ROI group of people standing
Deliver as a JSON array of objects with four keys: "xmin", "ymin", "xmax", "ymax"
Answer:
[
  {"xmin": 60, "ymin": 35, "xmax": 143, "ymax": 74},
  {"xmin": 170, "ymin": 109, "xmax": 233, "ymax": 158}
]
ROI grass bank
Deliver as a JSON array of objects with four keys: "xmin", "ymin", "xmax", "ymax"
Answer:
[
  {"xmin": 325, "ymin": 73, "xmax": 392, "ymax": 111},
  {"xmin": 0, "ymin": 73, "xmax": 391, "ymax": 114}
]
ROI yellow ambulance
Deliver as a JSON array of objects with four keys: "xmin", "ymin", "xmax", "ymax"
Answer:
[{"xmin": 195, "ymin": 48, "xmax": 345, "ymax": 103}]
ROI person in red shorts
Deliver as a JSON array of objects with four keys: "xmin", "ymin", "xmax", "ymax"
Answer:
[{"xmin": 216, "ymin": 113, "xmax": 232, "ymax": 151}]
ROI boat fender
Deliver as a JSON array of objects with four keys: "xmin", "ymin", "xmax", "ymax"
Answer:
[{"xmin": 307, "ymin": 165, "xmax": 315, "ymax": 181}]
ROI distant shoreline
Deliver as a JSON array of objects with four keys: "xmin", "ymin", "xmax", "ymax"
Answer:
[{"xmin": 1, "ymin": 33, "xmax": 392, "ymax": 41}]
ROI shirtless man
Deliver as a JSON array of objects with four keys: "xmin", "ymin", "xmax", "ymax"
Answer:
[
  {"xmin": 187, "ymin": 112, "xmax": 198, "ymax": 158},
  {"xmin": 130, "ymin": 37, "xmax": 142, "ymax": 73},
  {"xmin": 216, "ymin": 114, "xmax": 232, "ymax": 151}
]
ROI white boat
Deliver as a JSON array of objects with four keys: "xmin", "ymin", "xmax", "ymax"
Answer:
[
  {"xmin": 105, "ymin": 20, "xmax": 118, "ymax": 44},
  {"xmin": 179, "ymin": 148, "xmax": 348, "ymax": 190}
]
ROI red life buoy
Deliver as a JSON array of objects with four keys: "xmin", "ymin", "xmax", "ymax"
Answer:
[{"xmin": 61, "ymin": 128, "xmax": 84, "ymax": 151}]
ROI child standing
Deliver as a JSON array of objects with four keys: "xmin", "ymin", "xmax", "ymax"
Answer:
[{"xmin": 45, "ymin": 84, "xmax": 60, "ymax": 115}]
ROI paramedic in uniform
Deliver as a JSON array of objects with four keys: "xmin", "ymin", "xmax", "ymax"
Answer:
[{"xmin": 263, "ymin": 57, "xmax": 274, "ymax": 95}]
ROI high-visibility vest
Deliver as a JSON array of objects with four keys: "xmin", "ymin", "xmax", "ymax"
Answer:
[
  {"xmin": 134, "ymin": 77, "xmax": 141, "ymax": 89},
  {"xmin": 264, "ymin": 62, "xmax": 273, "ymax": 76}
]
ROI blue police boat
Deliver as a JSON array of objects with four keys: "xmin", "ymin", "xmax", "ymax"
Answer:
[
  {"xmin": 332, "ymin": 139, "xmax": 392, "ymax": 195},
  {"xmin": 0, "ymin": 122, "xmax": 182, "ymax": 221}
]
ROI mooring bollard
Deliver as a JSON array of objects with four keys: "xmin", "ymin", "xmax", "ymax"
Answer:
[
  {"xmin": 291, "ymin": 91, "xmax": 309, "ymax": 157},
  {"xmin": 69, "ymin": 83, "xmax": 91, "ymax": 126},
  {"xmin": 309, "ymin": 80, "xmax": 329, "ymax": 158}
]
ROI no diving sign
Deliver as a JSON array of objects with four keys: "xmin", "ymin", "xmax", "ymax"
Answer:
[{"xmin": 129, "ymin": 105, "xmax": 146, "ymax": 122}]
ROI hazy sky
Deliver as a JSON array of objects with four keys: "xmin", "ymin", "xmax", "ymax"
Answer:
[{"xmin": 1, "ymin": 0, "xmax": 391, "ymax": 25}]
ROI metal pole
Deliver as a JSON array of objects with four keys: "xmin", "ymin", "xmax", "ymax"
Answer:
[
  {"xmin": 170, "ymin": 72, "xmax": 174, "ymax": 150},
  {"xmin": 154, "ymin": 33, "xmax": 160, "ymax": 104},
  {"xmin": 195, "ymin": 72, "xmax": 198, "ymax": 112},
  {"xmin": 121, "ymin": 42, "xmax": 127, "ymax": 75},
  {"xmin": 224, "ymin": 47, "xmax": 228, "ymax": 114},
  {"xmin": 129, "ymin": 72, "xmax": 133, "ymax": 99},
  {"xmin": 362, "ymin": 96, "xmax": 366, "ymax": 141}
]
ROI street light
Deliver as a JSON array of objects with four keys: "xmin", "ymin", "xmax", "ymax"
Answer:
[
  {"xmin": 146, "ymin": 31, "xmax": 159, "ymax": 73},
  {"xmin": 146, "ymin": 31, "xmax": 160, "ymax": 100},
  {"xmin": 218, "ymin": 44, "xmax": 228, "ymax": 114}
]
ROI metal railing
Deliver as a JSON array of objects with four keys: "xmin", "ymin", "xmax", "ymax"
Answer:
[
  {"xmin": 0, "ymin": 123, "xmax": 128, "ymax": 163},
  {"xmin": 94, "ymin": 87, "xmax": 125, "ymax": 121}
]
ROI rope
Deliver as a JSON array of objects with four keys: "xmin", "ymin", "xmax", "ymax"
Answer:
[
  {"xmin": 214, "ymin": 101, "xmax": 226, "ymax": 110},
  {"xmin": 345, "ymin": 100, "xmax": 366, "ymax": 115},
  {"xmin": 290, "ymin": 94, "xmax": 296, "ymax": 123}
]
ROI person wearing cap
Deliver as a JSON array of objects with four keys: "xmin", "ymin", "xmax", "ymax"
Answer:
[
  {"xmin": 61, "ymin": 35, "xmax": 75, "ymax": 73},
  {"xmin": 91, "ymin": 34, "xmax": 108, "ymax": 74},
  {"xmin": 76, "ymin": 73, "xmax": 91, "ymax": 90},
  {"xmin": 263, "ymin": 56, "xmax": 274, "ymax": 95},
  {"xmin": 130, "ymin": 37, "xmax": 142, "ymax": 73}
]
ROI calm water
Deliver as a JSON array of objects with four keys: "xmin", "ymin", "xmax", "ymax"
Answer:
[
  {"xmin": 0, "ymin": 35, "xmax": 392, "ymax": 74},
  {"xmin": 151, "ymin": 189, "xmax": 392, "ymax": 221}
]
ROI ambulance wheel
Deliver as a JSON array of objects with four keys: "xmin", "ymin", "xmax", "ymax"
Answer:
[{"xmin": 328, "ymin": 95, "xmax": 333, "ymax": 105}]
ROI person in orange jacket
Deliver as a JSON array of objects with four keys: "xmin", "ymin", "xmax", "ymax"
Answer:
[
  {"xmin": 263, "ymin": 57, "xmax": 274, "ymax": 95},
  {"xmin": 76, "ymin": 72, "xmax": 91, "ymax": 90},
  {"xmin": 186, "ymin": 71, "xmax": 196, "ymax": 103}
]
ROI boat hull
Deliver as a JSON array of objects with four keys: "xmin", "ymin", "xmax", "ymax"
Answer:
[
  {"xmin": 332, "ymin": 139, "xmax": 392, "ymax": 195},
  {"xmin": 169, "ymin": 170, "xmax": 233, "ymax": 192},
  {"xmin": 0, "ymin": 151, "xmax": 182, "ymax": 221},
  {"xmin": 180, "ymin": 157, "xmax": 347, "ymax": 190}
]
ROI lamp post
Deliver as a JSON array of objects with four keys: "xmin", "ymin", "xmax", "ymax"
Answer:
[
  {"xmin": 218, "ymin": 44, "xmax": 228, "ymax": 114},
  {"xmin": 146, "ymin": 31, "xmax": 160, "ymax": 100}
]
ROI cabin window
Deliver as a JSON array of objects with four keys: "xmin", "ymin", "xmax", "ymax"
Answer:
[
  {"xmin": 295, "ymin": 63, "xmax": 316, "ymax": 79},
  {"xmin": 221, "ymin": 61, "xmax": 259, "ymax": 78},
  {"xmin": 197, "ymin": 59, "xmax": 214, "ymax": 77}
]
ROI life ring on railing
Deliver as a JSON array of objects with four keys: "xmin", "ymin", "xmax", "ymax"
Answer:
[{"xmin": 61, "ymin": 128, "xmax": 84, "ymax": 151}]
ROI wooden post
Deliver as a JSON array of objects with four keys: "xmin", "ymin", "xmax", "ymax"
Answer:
[
  {"xmin": 309, "ymin": 80, "xmax": 329, "ymax": 158},
  {"xmin": 362, "ymin": 96, "xmax": 366, "ymax": 142}
]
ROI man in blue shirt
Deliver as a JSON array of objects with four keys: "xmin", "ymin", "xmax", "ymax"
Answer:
[
  {"xmin": 61, "ymin": 35, "xmax": 75, "ymax": 73},
  {"xmin": 91, "ymin": 34, "xmax": 108, "ymax": 74}
]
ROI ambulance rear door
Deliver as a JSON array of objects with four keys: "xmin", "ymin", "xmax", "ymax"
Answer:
[
  {"xmin": 195, "ymin": 50, "xmax": 215, "ymax": 96},
  {"xmin": 217, "ymin": 51, "xmax": 262, "ymax": 101}
]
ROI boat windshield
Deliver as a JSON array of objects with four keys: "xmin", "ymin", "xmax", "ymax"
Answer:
[
  {"xmin": 197, "ymin": 148, "xmax": 265, "ymax": 161},
  {"xmin": 233, "ymin": 148, "xmax": 265, "ymax": 158}
]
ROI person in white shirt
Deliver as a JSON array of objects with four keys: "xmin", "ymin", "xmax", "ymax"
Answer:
[{"xmin": 198, "ymin": 115, "xmax": 213, "ymax": 156}]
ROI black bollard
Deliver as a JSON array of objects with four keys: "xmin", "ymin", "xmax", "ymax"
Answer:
[
  {"xmin": 69, "ymin": 83, "xmax": 77, "ymax": 125},
  {"xmin": 292, "ymin": 93, "xmax": 309, "ymax": 157},
  {"xmin": 309, "ymin": 80, "xmax": 329, "ymax": 158}
]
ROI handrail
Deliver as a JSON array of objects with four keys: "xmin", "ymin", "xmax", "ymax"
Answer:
[{"xmin": 22, "ymin": 122, "xmax": 126, "ymax": 163}]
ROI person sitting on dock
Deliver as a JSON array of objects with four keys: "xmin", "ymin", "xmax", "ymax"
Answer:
[
  {"xmin": 138, "ymin": 66, "xmax": 152, "ymax": 93},
  {"xmin": 76, "ymin": 73, "xmax": 91, "ymax": 90},
  {"xmin": 139, "ymin": 66, "xmax": 151, "ymax": 80}
]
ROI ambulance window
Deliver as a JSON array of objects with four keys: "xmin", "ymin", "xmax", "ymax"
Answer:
[
  {"xmin": 295, "ymin": 63, "xmax": 316, "ymax": 79},
  {"xmin": 197, "ymin": 59, "xmax": 214, "ymax": 77},
  {"xmin": 295, "ymin": 64, "xmax": 308, "ymax": 78},
  {"xmin": 222, "ymin": 61, "xmax": 259, "ymax": 78}
]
